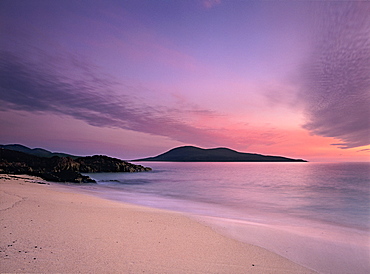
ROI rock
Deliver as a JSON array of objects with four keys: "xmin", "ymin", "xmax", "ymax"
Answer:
[
  {"xmin": 50, "ymin": 156, "xmax": 81, "ymax": 172},
  {"xmin": 0, "ymin": 148, "xmax": 151, "ymax": 183},
  {"xmin": 75, "ymin": 155, "xmax": 152, "ymax": 173},
  {"xmin": 40, "ymin": 170, "xmax": 95, "ymax": 183}
]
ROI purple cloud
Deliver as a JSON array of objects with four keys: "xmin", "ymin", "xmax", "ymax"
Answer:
[
  {"xmin": 0, "ymin": 50, "xmax": 229, "ymax": 148},
  {"xmin": 300, "ymin": 2, "xmax": 370, "ymax": 149}
]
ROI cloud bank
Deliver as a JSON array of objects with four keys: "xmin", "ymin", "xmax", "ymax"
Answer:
[
  {"xmin": 301, "ymin": 2, "xmax": 370, "ymax": 149},
  {"xmin": 1, "ymin": 47, "xmax": 287, "ymax": 152},
  {"xmin": 0, "ymin": 50, "xmax": 245, "ymax": 148}
]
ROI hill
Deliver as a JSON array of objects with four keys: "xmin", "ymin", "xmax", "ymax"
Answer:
[
  {"xmin": 0, "ymin": 144, "xmax": 78, "ymax": 159},
  {"xmin": 134, "ymin": 146, "xmax": 307, "ymax": 162}
]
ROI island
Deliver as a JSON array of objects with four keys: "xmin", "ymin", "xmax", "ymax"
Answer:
[{"xmin": 134, "ymin": 146, "xmax": 307, "ymax": 162}]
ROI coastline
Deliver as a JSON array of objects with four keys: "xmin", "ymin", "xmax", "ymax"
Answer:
[
  {"xmin": 0, "ymin": 174, "xmax": 315, "ymax": 273},
  {"xmin": 73, "ymin": 180, "xmax": 370, "ymax": 274}
]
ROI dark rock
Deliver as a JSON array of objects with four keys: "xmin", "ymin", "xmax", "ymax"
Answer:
[
  {"xmin": 50, "ymin": 156, "xmax": 81, "ymax": 172},
  {"xmin": 39, "ymin": 170, "xmax": 94, "ymax": 183},
  {"xmin": 75, "ymin": 155, "xmax": 152, "ymax": 173},
  {"xmin": 0, "ymin": 148, "xmax": 151, "ymax": 183}
]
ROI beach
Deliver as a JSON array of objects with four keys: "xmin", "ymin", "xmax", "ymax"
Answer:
[{"xmin": 0, "ymin": 174, "xmax": 315, "ymax": 273}]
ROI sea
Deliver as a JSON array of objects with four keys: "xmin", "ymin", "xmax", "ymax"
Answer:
[{"xmin": 70, "ymin": 162, "xmax": 369, "ymax": 273}]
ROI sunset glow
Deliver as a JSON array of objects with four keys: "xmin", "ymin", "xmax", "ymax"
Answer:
[{"xmin": 1, "ymin": 0, "xmax": 369, "ymax": 161}]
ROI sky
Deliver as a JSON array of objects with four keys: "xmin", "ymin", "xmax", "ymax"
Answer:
[{"xmin": 0, "ymin": 0, "xmax": 369, "ymax": 162}]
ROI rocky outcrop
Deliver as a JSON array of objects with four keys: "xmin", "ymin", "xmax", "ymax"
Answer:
[
  {"xmin": 39, "ymin": 170, "xmax": 95, "ymax": 184},
  {"xmin": 0, "ymin": 148, "xmax": 152, "ymax": 183},
  {"xmin": 75, "ymin": 155, "xmax": 151, "ymax": 173}
]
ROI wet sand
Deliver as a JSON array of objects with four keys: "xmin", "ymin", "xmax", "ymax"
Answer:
[{"xmin": 0, "ymin": 174, "xmax": 315, "ymax": 273}]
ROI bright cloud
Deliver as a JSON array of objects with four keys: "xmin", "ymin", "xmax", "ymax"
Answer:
[{"xmin": 300, "ymin": 2, "xmax": 370, "ymax": 149}]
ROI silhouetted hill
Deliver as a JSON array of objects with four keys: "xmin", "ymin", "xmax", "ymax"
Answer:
[
  {"xmin": 134, "ymin": 146, "xmax": 307, "ymax": 162},
  {"xmin": 0, "ymin": 144, "xmax": 78, "ymax": 158},
  {"xmin": 0, "ymin": 148, "xmax": 152, "ymax": 183}
]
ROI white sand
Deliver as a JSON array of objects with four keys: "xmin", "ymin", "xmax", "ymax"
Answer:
[{"xmin": 0, "ymin": 174, "xmax": 315, "ymax": 273}]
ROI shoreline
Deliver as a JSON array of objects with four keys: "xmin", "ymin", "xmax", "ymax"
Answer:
[
  {"xmin": 196, "ymin": 215, "xmax": 370, "ymax": 274},
  {"xmin": 66, "ymin": 177, "xmax": 370, "ymax": 273},
  {"xmin": 0, "ymin": 174, "xmax": 315, "ymax": 273}
]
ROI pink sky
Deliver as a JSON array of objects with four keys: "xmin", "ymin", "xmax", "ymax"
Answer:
[{"xmin": 0, "ymin": 0, "xmax": 369, "ymax": 161}]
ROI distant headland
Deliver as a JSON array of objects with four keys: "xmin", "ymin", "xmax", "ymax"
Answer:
[
  {"xmin": 134, "ymin": 146, "xmax": 307, "ymax": 162},
  {"xmin": 0, "ymin": 144, "xmax": 152, "ymax": 183}
]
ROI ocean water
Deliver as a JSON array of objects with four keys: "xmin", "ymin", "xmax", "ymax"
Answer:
[{"xmin": 74, "ymin": 162, "xmax": 369, "ymax": 273}]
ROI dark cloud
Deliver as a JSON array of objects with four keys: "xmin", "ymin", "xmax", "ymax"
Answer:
[
  {"xmin": 0, "ymin": 50, "xmax": 227, "ymax": 147},
  {"xmin": 301, "ymin": 2, "xmax": 370, "ymax": 149}
]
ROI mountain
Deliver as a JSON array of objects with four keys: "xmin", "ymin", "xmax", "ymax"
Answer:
[
  {"xmin": 0, "ymin": 148, "xmax": 152, "ymax": 183},
  {"xmin": 134, "ymin": 146, "xmax": 307, "ymax": 162},
  {"xmin": 0, "ymin": 144, "xmax": 78, "ymax": 159}
]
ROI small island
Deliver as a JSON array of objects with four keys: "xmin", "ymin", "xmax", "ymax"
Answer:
[{"xmin": 134, "ymin": 146, "xmax": 307, "ymax": 162}]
